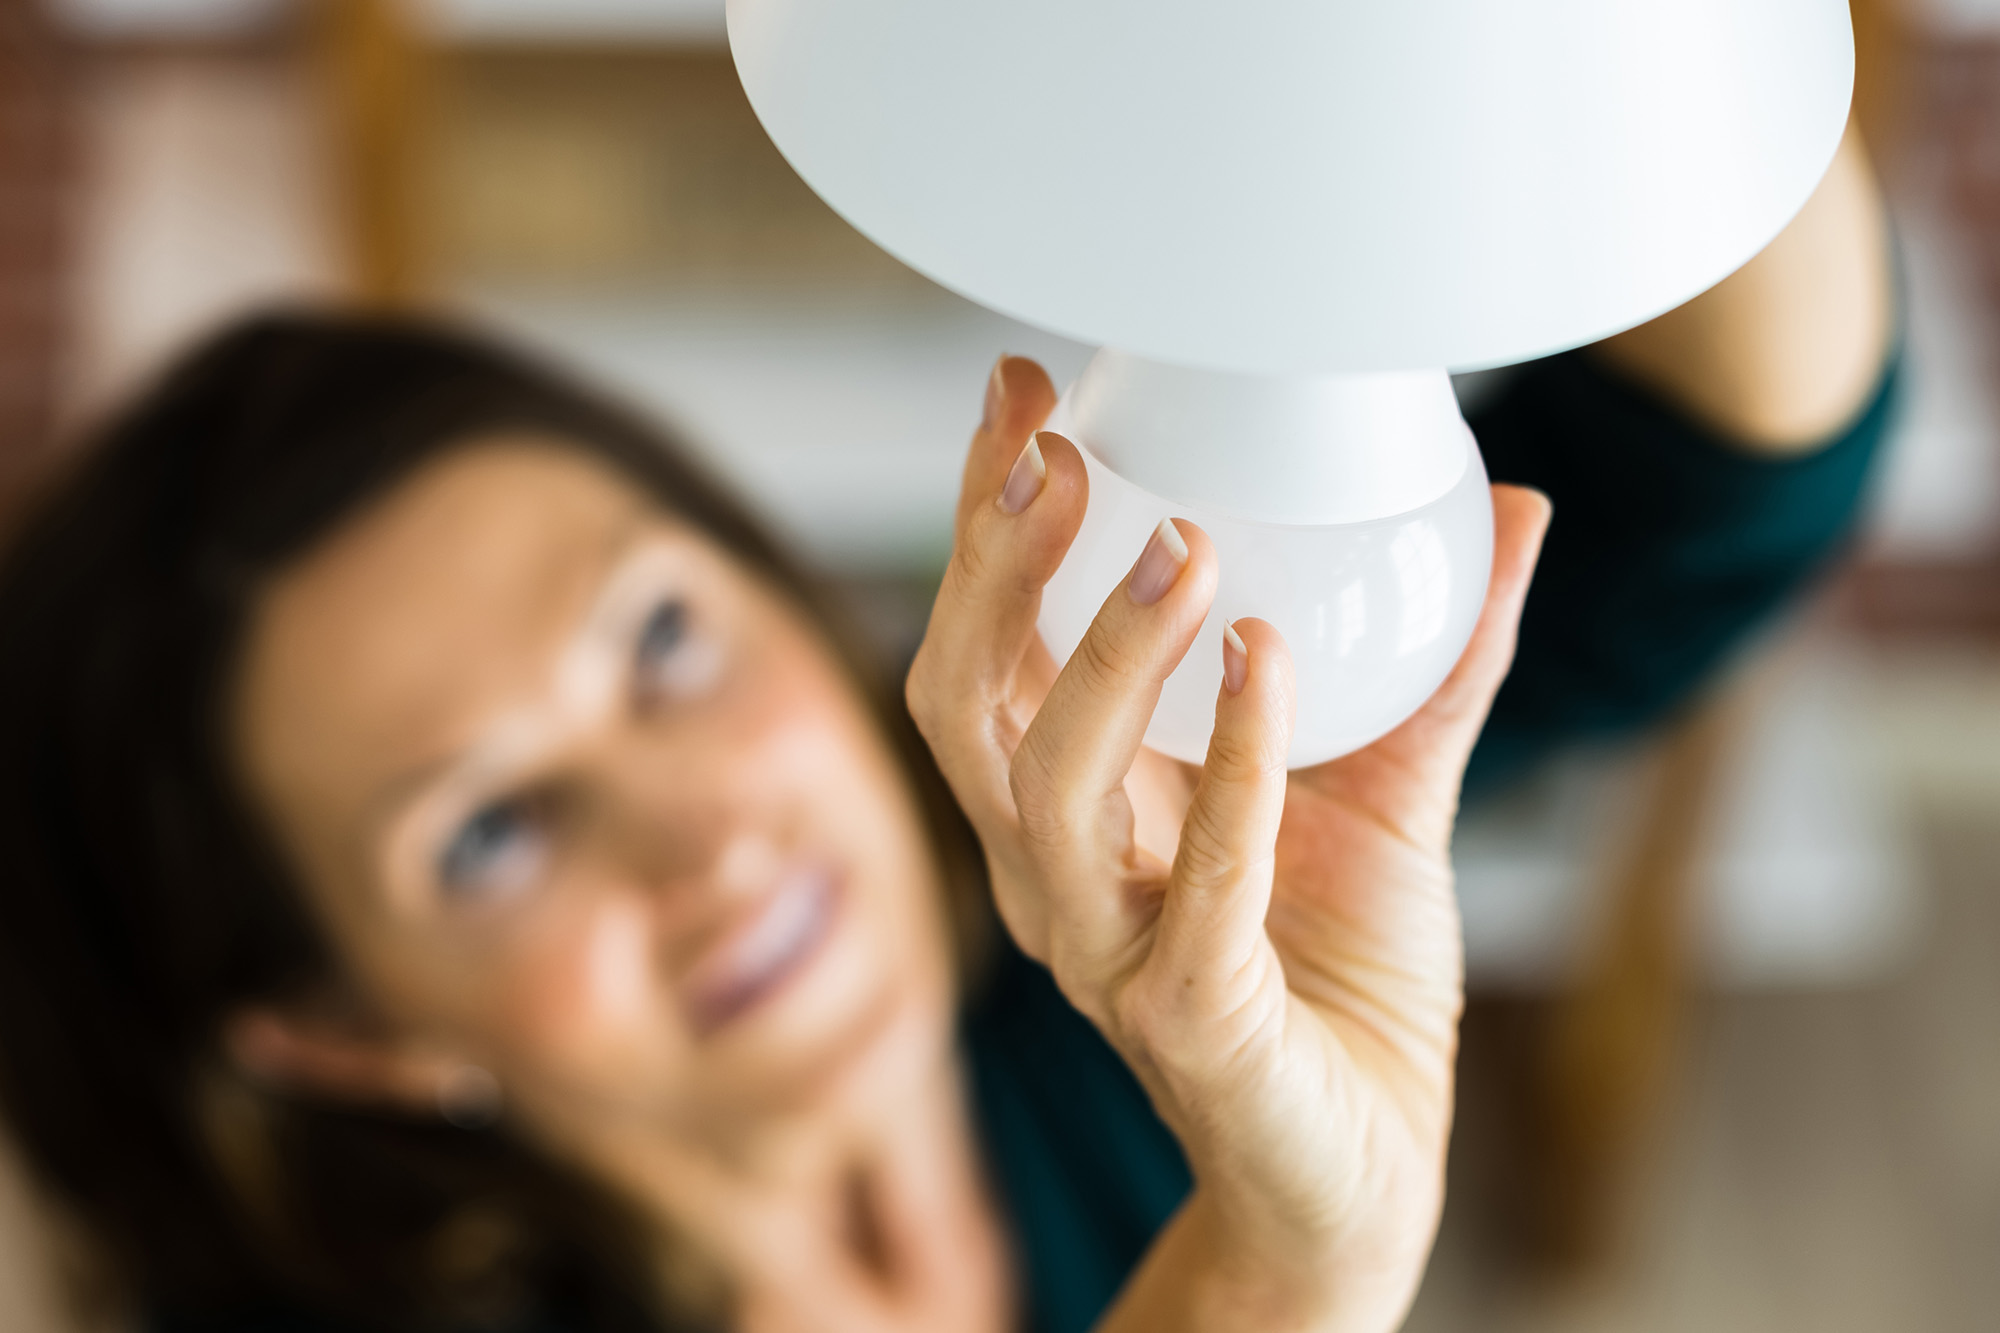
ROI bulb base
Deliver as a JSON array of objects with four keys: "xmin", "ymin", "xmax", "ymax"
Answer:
[{"xmin": 1068, "ymin": 349, "xmax": 1473, "ymax": 526}]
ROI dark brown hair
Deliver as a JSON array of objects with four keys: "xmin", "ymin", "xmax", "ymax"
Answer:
[{"xmin": 0, "ymin": 310, "xmax": 977, "ymax": 1331}]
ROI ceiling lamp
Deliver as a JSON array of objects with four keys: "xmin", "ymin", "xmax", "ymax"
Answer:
[{"xmin": 728, "ymin": 0, "xmax": 1855, "ymax": 765}]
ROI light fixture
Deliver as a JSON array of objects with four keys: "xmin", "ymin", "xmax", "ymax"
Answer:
[{"xmin": 727, "ymin": 0, "xmax": 1855, "ymax": 765}]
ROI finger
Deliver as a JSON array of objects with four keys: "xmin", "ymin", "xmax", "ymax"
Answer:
[
  {"xmin": 1147, "ymin": 618, "xmax": 1295, "ymax": 1025},
  {"xmin": 1008, "ymin": 517, "xmax": 1217, "ymax": 953},
  {"xmin": 956, "ymin": 355, "xmax": 1058, "ymax": 536},
  {"xmin": 1364, "ymin": 483, "xmax": 1552, "ymax": 776},
  {"xmin": 906, "ymin": 430, "xmax": 1088, "ymax": 829},
  {"xmin": 959, "ymin": 356, "xmax": 1060, "ymax": 708}
]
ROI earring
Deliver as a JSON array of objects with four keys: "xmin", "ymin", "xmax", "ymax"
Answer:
[{"xmin": 437, "ymin": 1063, "xmax": 503, "ymax": 1129}]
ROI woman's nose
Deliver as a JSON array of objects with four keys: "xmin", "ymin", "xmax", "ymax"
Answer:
[
  {"xmin": 707, "ymin": 832, "xmax": 786, "ymax": 905},
  {"xmin": 590, "ymin": 729, "xmax": 783, "ymax": 893}
]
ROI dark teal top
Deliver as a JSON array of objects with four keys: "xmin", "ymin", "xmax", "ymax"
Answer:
[
  {"xmin": 1465, "ymin": 350, "xmax": 1899, "ymax": 794},
  {"xmin": 962, "ymin": 939, "xmax": 1190, "ymax": 1333},
  {"xmin": 153, "ymin": 350, "xmax": 1898, "ymax": 1333}
]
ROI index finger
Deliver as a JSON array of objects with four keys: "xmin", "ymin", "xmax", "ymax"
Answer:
[{"xmin": 957, "ymin": 356, "xmax": 1058, "ymax": 535}]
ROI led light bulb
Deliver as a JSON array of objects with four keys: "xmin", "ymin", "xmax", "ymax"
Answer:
[
  {"xmin": 727, "ymin": 0, "xmax": 1855, "ymax": 765},
  {"xmin": 1037, "ymin": 351, "xmax": 1492, "ymax": 766}
]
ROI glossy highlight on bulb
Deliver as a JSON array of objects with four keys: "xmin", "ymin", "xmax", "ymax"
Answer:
[{"xmin": 1038, "ymin": 430, "xmax": 1493, "ymax": 768}]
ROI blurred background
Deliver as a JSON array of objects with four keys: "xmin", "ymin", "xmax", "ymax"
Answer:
[{"xmin": 0, "ymin": 0, "xmax": 1995, "ymax": 1329}]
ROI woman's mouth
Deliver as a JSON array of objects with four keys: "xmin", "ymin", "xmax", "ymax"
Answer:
[{"xmin": 681, "ymin": 863, "xmax": 842, "ymax": 1037}]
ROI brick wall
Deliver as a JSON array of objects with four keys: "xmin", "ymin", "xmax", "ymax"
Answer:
[
  {"xmin": 1840, "ymin": 22, "xmax": 2000, "ymax": 637},
  {"xmin": 1920, "ymin": 39, "xmax": 2000, "ymax": 304},
  {"xmin": 0, "ymin": 0, "xmax": 70, "ymax": 507}
]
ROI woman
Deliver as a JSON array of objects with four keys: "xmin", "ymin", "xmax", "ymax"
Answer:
[
  {"xmin": 0, "ymin": 129, "xmax": 1889, "ymax": 1332},
  {"xmin": 0, "ymin": 311, "xmax": 1543, "ymax": 1333}
]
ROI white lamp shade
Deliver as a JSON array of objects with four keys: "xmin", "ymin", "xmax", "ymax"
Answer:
[{"xmin": 728, "ymin": 0, "xmax": 1854, "ymax": 374}]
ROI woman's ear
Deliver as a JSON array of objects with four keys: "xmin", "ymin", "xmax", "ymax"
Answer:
[{"xmin": 224, "ymin": 1006, "xmax": 502, "ymax": 1127}]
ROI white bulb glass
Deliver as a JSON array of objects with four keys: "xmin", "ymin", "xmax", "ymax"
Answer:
[{"xmin": 1037, "ymin": 375, "xmax": 1493, "ymax": 769}]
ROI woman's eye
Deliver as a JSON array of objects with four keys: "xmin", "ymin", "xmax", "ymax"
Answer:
[
  {"xmin": 437, "ymin": 798, "xmax": 548, "ymax": 902},
  {"xmin": 634, "ymin": 596, "xmax": 723, "ymax": 704},
  {"xmin": 637, "ymin": 598, "xmax": 687, "ymax": 674}
]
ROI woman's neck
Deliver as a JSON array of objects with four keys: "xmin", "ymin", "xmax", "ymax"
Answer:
[{"xmin": 553, "ymin": 1031, "xmax": 1014, "ymax": 1331}]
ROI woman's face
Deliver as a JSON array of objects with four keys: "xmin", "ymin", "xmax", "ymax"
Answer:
[{"xmin": 232, "ymin": 440, "xmax": 953, "ymax": 1153}]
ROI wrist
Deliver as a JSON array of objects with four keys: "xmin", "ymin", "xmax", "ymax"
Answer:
[{"xmin": 1153, "ymin": 1187, "xmax": 1431, "ymax": 1333}]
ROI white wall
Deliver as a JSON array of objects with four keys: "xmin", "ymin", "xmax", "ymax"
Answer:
[{"xmin": 1904, "ymin": 0, "xmax": 2000, "ymax": 34}]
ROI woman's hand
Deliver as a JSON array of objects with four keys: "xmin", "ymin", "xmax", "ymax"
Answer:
[{"xmin": 908, "ymin": 357, "xmax": 1551, "ymax": 1332}]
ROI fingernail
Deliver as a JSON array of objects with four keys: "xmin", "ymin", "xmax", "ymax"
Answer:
[
  {"xmin": 1128, "ymin": 518, "xmax": 1189, "ymax": 606},
  {"xmin": 1222, "ymin": 621, "xmax": 1248, "ymax": 694},
  {"xmin": 980, "ymin": 355, "xmax": 1008, "ymax": 432},
  {"xmin": 997, "ymin": 433, "xmax": 1047, "ymax": 515}
]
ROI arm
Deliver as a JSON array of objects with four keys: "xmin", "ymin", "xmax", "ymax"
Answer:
[
  {"xmin": 913, "ymin": 358, "xmax": 1550, "ymax": 1331},
  {"xmin": 1590, "ymin": 120, "xmax": 1894, "ymax": 455},
  {"xmin": 1464, "ymin": 123, "xmax": 1900, "ymax": 791}
]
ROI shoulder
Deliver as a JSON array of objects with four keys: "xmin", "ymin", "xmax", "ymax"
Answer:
[{"xmin": 1470, "ymin": 346, "xmax": 1901, "ymax": 512}]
